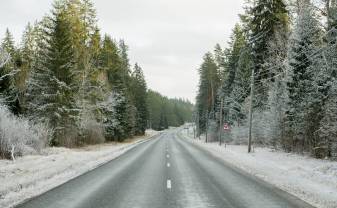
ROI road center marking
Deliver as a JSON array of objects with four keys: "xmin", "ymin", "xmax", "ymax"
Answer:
[
  {"xmin": 167, "ymin": 163, "xmax": 170, "ymax": 167},
  {"xmin": 167, "ymin": 180, "xmax": 171, "ymax": 189},
  {"xmin": 166, "ymin": 154, "xmax": 170, "ymax": 158}
]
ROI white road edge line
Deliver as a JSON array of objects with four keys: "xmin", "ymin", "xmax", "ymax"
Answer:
[{"xmin": 167, "ymin": 180, "xmax": 172, "ymax": 189}]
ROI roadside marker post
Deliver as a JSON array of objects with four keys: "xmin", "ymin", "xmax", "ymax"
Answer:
[{"xmin": 223, "ymin": 123, "xmax": 230, "ymax": 148}]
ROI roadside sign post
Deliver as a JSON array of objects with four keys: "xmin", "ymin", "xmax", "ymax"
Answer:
[
  {"xmin": 223, "ymin": 123, "xmax": 230, "ymax": 148},
  {"xmin": 223, "ymin": 123, "xmax": 230, "ymax": 131}
]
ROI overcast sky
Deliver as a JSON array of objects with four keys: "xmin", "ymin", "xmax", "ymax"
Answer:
[{"xmin": 0, "ymin": 0, "xmax": 244, "ymax": 102}]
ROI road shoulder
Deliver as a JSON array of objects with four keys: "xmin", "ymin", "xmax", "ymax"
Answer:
[
  {"xmin": 0, "ymin": 130, "xmax": 160, "ymax": 208},
  {"xmin": 178, "ymin": 128, "xmax": 337, "ymax": 208}
]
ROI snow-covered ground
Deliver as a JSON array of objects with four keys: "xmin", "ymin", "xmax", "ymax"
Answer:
[
  {"xmin": 0, "ymin": 130, "xmax": 160, "ymax": 208},
  {"xmin": 180, "ymin": 128, "xmax": 337, "ymax": 208}
]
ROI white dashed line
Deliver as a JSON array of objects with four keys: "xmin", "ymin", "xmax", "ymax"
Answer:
[
  {"xmin": 166, "ymin": 154, "xmax": 170, "ymax": 158},
  {"xmin": 167, "ymin": 180, "xmax": 172, "ymax": 189},
  {"xmin": 167, "ymin": 163, "xmax": 170, "ymax": 167}
]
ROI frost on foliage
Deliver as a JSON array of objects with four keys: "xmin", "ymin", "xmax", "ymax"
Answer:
[
  {"xmin": 100, "ymin": 91, "xmax": 125, "ymax": 139},
  {"xmin": 76, "ymin": 99, "xmax": 105, "ymax": 145},
  {"xmin": 319, "ymin": 83, "xmax": 337, "ymax": 160},
  {"xmin": 0, "ymin": 47, "xmax": 10, "ymax": 68},
  {"xmin": 285, "ymin": 2, "xmax": 324, "ymax": 151},
  {"xmin": 0, "ymin": 104, "xmax": 51, "ymax": 160}
]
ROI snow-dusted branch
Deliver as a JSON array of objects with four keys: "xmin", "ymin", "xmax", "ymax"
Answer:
[
  {"xmin": 0, "ymin": 104, "xmax": 51, "ymax": 160},
  {"xmin": 0, "ymin": 48, "xmax": 10, "ymax": 68}
]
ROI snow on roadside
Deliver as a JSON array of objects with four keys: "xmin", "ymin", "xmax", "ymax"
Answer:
[
  {"xmin": 179, "ymin": 129, "xmax": 337, "ymax": 208},
  {"xmin": 0, "ymin": 130, "xmax": 160, "ymax": 208}
]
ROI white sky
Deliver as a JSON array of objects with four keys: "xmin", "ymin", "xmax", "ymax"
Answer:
[{"xmin": 0, "ymin": 0, "xmax": 245, "ymax": 102}]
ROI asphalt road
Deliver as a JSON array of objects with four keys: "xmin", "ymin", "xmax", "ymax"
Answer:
[{"xmin": 16, "ymin": 129, "xmax": 315, "ymax": 208}]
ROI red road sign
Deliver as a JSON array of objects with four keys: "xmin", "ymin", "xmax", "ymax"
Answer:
[{"xmin": 223, "ymin": 123, "xmax": 230, "ymax": 131}]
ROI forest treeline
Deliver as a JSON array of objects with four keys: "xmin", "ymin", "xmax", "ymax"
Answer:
[
  {"xmin": 0, "ymin": 0, "xmax": 192, "ymax": 158},
  {"xmin": 195, "ymin": 0, "xmax": 337, "ymax": 159},
  {"xmin": 148, "ymin": 90, "xmax": 193, "ymax": 130}
]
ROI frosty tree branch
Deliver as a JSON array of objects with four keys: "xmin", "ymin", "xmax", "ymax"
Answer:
[{"xmin": 0, "ymin": 48, "xmax": 10, "ymax": 68}]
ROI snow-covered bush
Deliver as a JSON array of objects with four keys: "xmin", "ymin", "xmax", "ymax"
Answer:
[
  {"xmin": 206, "ymin": 119, "xmax": 218, "ymax": 142},
  {"xmin": 79, "ymin": 119, "xmax": 105, "ymax": 145},
  {"xmin": 231, "ymin": 124, "xmax": 249, "ymax": 145},
  {"xmin": 230, "ymin": 109, "xmax": 283, "ymax": 146},
  {"xmin": 76, "ymin": 100, "xmax": 106, "ymax": 146},
  {"xmin": 0, "ymin": 104, "xmax": 51, "ymax": 160}
]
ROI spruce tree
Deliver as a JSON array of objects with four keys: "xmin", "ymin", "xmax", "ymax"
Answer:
[
  {"xmin": 318, "ymin": 0, "xmax": 337, "ymax": 158},
  {"xmin": 213, "ymin": 43, "xmax": 225, "ymax": 81},
  {"xmin": 18, "ymin": 23, "xmax": 38, "ymax": 113},
  {"xmin": 286, "ymin": 2, "xmax": 324, "ymax": 152},
  {"xmin": 118, "ymin": 40, "xmax": 138, "ymax": 137},
  {"xmin": 220, "ymin": 25, "xmax": 247, "ymax": 124},
  {"xmin": 248, "ymin": 0, "xmax": 289, "ymax": 107},
  {"xmin": 0, "ymin": 47, "xmax": 10, "ymax": 68},
  {"xmin": 100, "ymin": 35, "xmax": 130, "ymax": 141},
  {"xmin": 319, "ymin": 83, "xmax": 337, "ymax": 159},
  {"xmin": 28, "ymin": 8, "xmax": 78, "ymax": 146},
  {"xmin": 0, "ymin": 29, "xmax": 20, "ymax": 114},
  {"xmin": 131, "ymin": 63, "xmax": 148, "ymax": 135},
  {"xmin": 196, "ymin": 53, "xmax": 220, "ymax": 135}
]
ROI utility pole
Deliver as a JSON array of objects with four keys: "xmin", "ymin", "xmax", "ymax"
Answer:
[
  {"xmin": 219, "ymin": 98, "xmax": 223, "ymax": 146},
  {"xmin": 248, "ymin": 67, "xmax": 255, "ymax": 153}
]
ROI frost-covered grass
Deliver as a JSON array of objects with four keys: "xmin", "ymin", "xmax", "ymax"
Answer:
[
  {"xmin": 180, "ymin": 128, "xmax": 337, "ymax": 208},
  {"xmin": 0, "ymin": 105, "xmax": 51, "ymax": 160},
  {"xmin": 0, "ymin": 130, "xmax": 160, "ymax": 208}
]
